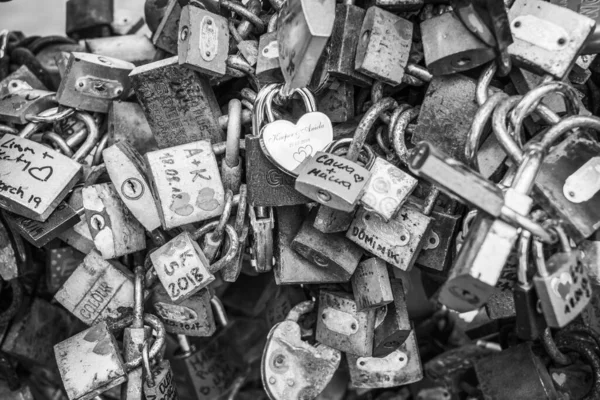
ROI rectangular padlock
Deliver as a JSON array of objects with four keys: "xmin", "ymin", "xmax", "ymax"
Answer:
[
  {"xmin": 315, "ymin": 81, "xmax": 355, "ymax": 123},
  {"xmin": 178, "ymin": 5, "xmax": 229, "ymax": 77},
  {"xmin": 0, "ymin": 65, "xmax": 47, "ymax": 98},
  {"xmin": 54, "ymin": 250, "xmax": 135, "ymax": 326},
  {"xmin": 146, "ymin": 140, "xmax": 225, "ymax": 229},
  {"xmin": 0, "ymin": 89, "xmax": 56, "ymax": 124},
  {"xmin": 373, "ymin": 279, "xmax": 411, "ymax": 357},
  {"xmin": 58, "ymin": 215, "xmax": 96, "ymax": 254},
  {"xmin": 316, "ymin": 290, "xmax": 376, "ymax": 357},
  {"xmin": 351, "ymin": 257, "xmax": 393, "ymax": 311},
  {"xmin": 46, "ymin": 246, "xmax": 86, "ymax": 294},
  {"xmin": 152, "ymin": 0, "xmax": 181, "ymax": 54},
  {"xmin": 107, "ymin": 101, "xmax": 158, "ymax": 155},
  {"xmin": 130, "ymin": 56, "xmax": 224, "ymax": 148},
  {"xmin": 256, "ymin": 31, "xmax": 284, "ymax": 85},
  {"xmin": 0, "ymin": 134, "xmax": 82, "ymax": 222},
  {"xmin": 550, "ymin": 0, "xmax": 600, "ymax": 54},
  {"xmin": 347, "ymin": 205, "xmax": 433, "ymax": 272},
  {"xmin": 54, "ymin": 322, "xmax": 126, "ymax": 400},
  {"xmin": 150, "ymin": 231, "xmax": 215, "ymax": 303},
  {"xmin": 143, "ymin": 360, "xmax": 178, "ymax": 400}
]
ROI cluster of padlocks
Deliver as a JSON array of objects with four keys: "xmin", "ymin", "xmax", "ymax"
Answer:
[{"xmin": 2, "ymin": 0, "xmax": 600, "ymax": 398}]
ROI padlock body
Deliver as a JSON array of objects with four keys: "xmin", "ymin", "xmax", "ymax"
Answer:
[
  {"xmin": 347, "ymin": 205, "xmax": 432, "ymax": 272},
  {"xmin": 144, "ymin": 360, "xmax": 178, "ymax": 400},
  {"xmin": 86, "ymin": 35, "xmax": 156, "ymax": 66},
  {"xmin": 0, "ymin": 90, "xmax": 56, "ymax": 124},
  {"xmin": 0, "ymin": 134, "xmax": 82, "ymax": 222},
  {"xmin": 66, "ymin": 0, "xmax": 113, "ymax": 37},
  {"xmin": 373, "ymin": 279, "xmax": 411, "ymax": 357},
  {"xmin": 351, "ymin": 258, "xmax": 393, "ymax": 311},
  {"xmin": 513, "ymin": 284, "xmax": 546, "ymax": 340},
  {"xmin": 146, "ymin": 140, "xmax": 225, "ymax": 229},
  {"xmin": 256, "ymin": 32, "xmax": 284, "ymax": 85},
  {"xmin": 151, "ymin": 285, "xmax": 216, "ymax": 336},
  {"xmin": 416, "ymin": 208, "xmax": 460, "ymax": 273},
  {"xmin": 152, "ymin": 0, "xmax": 181, "ymax": 54},
  {"xmin": 47, "ymin": 247, "xmax": 86, "ymax": 294},
  {"xmin": 107, "ymin": 101, "xmax": 158, "ymax": 155}
]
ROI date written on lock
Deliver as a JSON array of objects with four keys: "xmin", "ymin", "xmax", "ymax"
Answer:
[
  {"xmin": 150, "ymin": 231, "xmax": 215, "ymax": 303},
  {"xmin": 146, "ymin": 140, "xmax": 225, "ymax": 229}
]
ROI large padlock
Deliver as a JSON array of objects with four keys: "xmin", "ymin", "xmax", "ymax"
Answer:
[
  {"xmin": 130, "ymin": 56, "xmax": 224, "ymax": 148},
  {"xmin": 421, "ymin": 10, "xmax": 495, "ymax": 76},
  {"xmin": 103, "ymin": 141, "xmax": 161, "ymax": 232},
  {"xmin": 316, "ymin": 290, "xmax": 376, "ymax": 357},
  {"xmin": 533, "ymin": 225, "xmax": 592, "ymax": 328},
  {"xmin": 178, "ymin": 4, "xmax": 229, "ymax": 77},
  {"xmin": 550, "ymin": 0, "xmax": 600, "ymax": 54},
  {"xmin": 291, "ymin": 209, "xmax": 363, "ymax": 282},
  {"xmin": 508, "ymin": 0, "xmax": 596, "ymax": 79},
  {"xmin": 145, "ymin": 140, "xmax": 225, "ymax": 229},
  {"xmin": 54, "ymin": 250, "xmax": 135, "ymax": 326},
  {"xmin": 347, "ymin": 329, "xmax": 422, "ymax": 389},
  {"xmin": 276, "ymin": 0, "xmax": 335, "ymax": 89},
  {"xmin": 355, "ymin": 6, "xmax": 413, "ymax": 86},
  {"xmin": 56, "ymin": 52, "xmax": 134, "ymax": 113},
  {"xmin": 107, "ymin": 101, "xmax": 158, "ymax": 155},
  {"xmin": 262, "ymin": 301, "xmax": 341, "ymax": 400}
]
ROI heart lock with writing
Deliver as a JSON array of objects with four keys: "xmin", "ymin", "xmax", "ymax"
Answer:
[
  {"xmin": 258, "ymin": 84, "xmax": 333, "ymax": 177},
  {"xmin": 262, "ymin": 300, "xmax": 341, "ymax": 400}
]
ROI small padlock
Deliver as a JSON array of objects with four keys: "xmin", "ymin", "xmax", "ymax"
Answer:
[
  {"xmin": 145, "ymin": 140, "xmax": 225, "ymax": 229},
  {"xmin": 315, "ymin": 80, "xmax": 355, "ymax": 123},
  {"xmin": 508, "ymin": 0, "xmax": 596, "ymax": 79},
  {"xmin": 277, "ymin": 0, "xmax": 335, "ymax": 89},
  {"xmin": 150, "ymin": 231, "xmax": 215, "ymax": 303},
  {"xmin": 46, "ymin": 246, "xmax": 85, "ymax": 294},
  {"xmin": 262, "ymin": 300, "xmax": 342, "ymax": 400},
  {"xmin": 316, "ymin": 290, "xmax": 376, "ymax": 357},
  {"xmin": 103, "ymin": 141, "xmax": 161, "ymax": 232},
  {"xmin": 56, "ymin": 52, "xmax": 134, "ymax": 113},
  {"xmin": 0, "ymin": 89, "xmax": 56, "ymax": 125},
  {"xmin": 152, "ymin": 0, "xmax": 181, "ymax": 54},
  {"xmin": 142, "ymin": 351, "xmax": 178, "ymax": 400},
  {"xmin": 151, "ymin": 285, "xmax": 216, "ymax": 336},
  {"xmin": 66, "ymin": 0, "xmax": 113, "ymax": 39},
  {"xmin": 130, "ymin": 56, "xmax": 224, "ymax": 148},
  {"xmin": 220, "ymin": 184, "xmax": 249, "ymax": 282},
  {"xmin": 533, "ymin": 225, "xmax": 593, "ymax": 328},
  {"xmin": 373, "ymin": 279, "xmax": 411, "ymax": 357},
  {"xmin": 292, "ymin": 209, "xmax": 363, "ymax": 282},
  {"xmin": 347, "ymin": 329, "xmax": 422, "ymax": 389},
  {"xmin": 178, "ymin": 4, "xmax": 229, "ymax": 77},
  {"xmin": 0, "ymin": 65, "xmax": 47, "ymax": 98},
  {"xmin": 54, "ymin": 250, "xmax": 135, "ymax": 326},
  {"xmin": 421, "ymin": 10, "xmax": 495, "ymax": 76},
  {"xmin": 355, "ymin": 6, "xmax": 413, "ymax": 86},
  {"xmin": 257, "ymin": 16, "xmax": 284, "ymax": 85},
  {"xmin": 351, "ymin": 258, "xmax": 393, "ymax": 311},
  {"xmin": 107, "ymin": 101, "xmax": 158, "ymax": 156},
  {"xmin": 221, "ymin": 99, "xmax": 243, "ymax": 194},
  {"xmin": 248, "ymin": 206, "xmax": 274, "ymax": 273}
]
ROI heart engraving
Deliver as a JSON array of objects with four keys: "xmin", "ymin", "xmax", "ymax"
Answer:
[
  {"xmin": 196, "ymin": 187, "xmax": 220, "ymax": 211},
  {"xmin": 28, "ymin": 166, "xmax": 54, "ymax": 181},
  {"xmin": 170, "ymin": 193, "xmax": 194, "ymax": 216},
  {"xmin": 261, "ymin": 112, "xmax": 333, "ymax": 174}
]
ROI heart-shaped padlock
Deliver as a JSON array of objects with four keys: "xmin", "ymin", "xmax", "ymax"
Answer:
[
  {"xmin": 259, "ymin": 85, "xmax": 333, "ymax": 176},
  {"xmin": 261, "ymin": 300, "xmax": 341, "ymax": 400}
]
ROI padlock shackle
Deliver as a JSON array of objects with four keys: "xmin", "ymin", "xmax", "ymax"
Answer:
[
  {"xmin": 210, "ymin": 296, "xmax": 229, "ymax": 327},
  {"xmin": 26, "ymin": 107, "xmax": 75, "ymax": 124},
  {"xmin": 517, "ymin": 230, "xmax": 531, "ymax": 286},
  {"xmin": 533, "ymin": 237, "xmax": 548, "ymax": 277},
  {"xmin": 19, "ymin": 107, "xmax": 68, "ymax": 139},
  {"xmin": 124, "ymin": 314, "xmax": 166, "ymax": 371},
  {"xmin": 238, "ymin": 0, "xmax": 263, "ymax": 39},
  {"xmin": 511, "ymin": 146, "xmax": 544, "ymax": 195},
  {"xmin": 264, "ymin": 85, "xmax": 316, "ymax": 124},
  {"xmin": 405, "ymin": 63, "xmax": 432, "ymax": 83},
  {"xmin": 133, "ymin": 266, "xmax": 144, "ymax": 329},
  {"xmin": 72, "ymin": 111, "xmax": 101, "ymax": 162},
  {"xmin": 539, "ymin": 116, "xmax": 600, "ymax": 151},
  {"xmin": 286, "ymin": 300, "xmax": 314, "ymax": 322},
  {"xmin": 225, "ymin": 99, "xmax": 242, "ymax": 168},
  {"xmin": 252, "ymin": 83, "xmax": 278, "ymax": 137},
  {"xmin": 191, "ymin": 221, "xmax": 240, "ymax": 274},
  {"xmin": 392, "ymin": 106, "xmax": 419, "ymax": 165},
  {"xmin": 476, "ymin": 62, "xmax": 496, "ymax": 106},
  {"xmin": 267, "ymin": 13, "xmax": 278, "ymax": 32},
  {"xmin": 211, "ymin": 190, "xmax": 234, "ymax": 241},
  {"xmin": 92, "ymin": 133, "xmax": 109, "ymax": 166},
  {"xmin": 0, "ymin": 29, "xmax": 7, "ymax": 59},
  {"xmin": 42, "ymin": 132, "xmax": 74, "ymax": 157},
  {"xmin": 141, "ymin": 341, "xmax": 155, "ymax": 387},
  {"xmin": 220, "ymin": 0, "xmax": 265, "ymax": 34},
  {"xmin": 0, "ymin": 124, "xmax": 18, "ymax": 135},
  {"xmin": 234, "ymin": 185, "xmax": 247, "ymax": 232}
]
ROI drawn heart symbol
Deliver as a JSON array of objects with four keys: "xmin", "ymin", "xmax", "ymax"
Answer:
[
  {"xmin": 261, "ymin": 112, "xmax": 332, "ymax": 174},
  {"xmin": 170, "ymin": 193, "xmax": 194, "ymax": 216},
  {"xmin": 164, "ymin": 234, "xmax": 188, "ymax": 256},
  {"xmin": 552, "ymin": 372, "xmax": 567, "ymax": 386},
  {"xmin": 28, "ymin": 166, "xmax": 54, "ymax": 182},
  {"xmin": 293, "ymin": 145, "xmax": 313, "ymax": 163},
  {"xmin": 354, "ymin": 174, "xmax": 365, "ymax": 183},
  {"xmin": 553, "ymin": 272, "xmax": 573, "ymax": 301},
  {"xmin": 196, "ymin": 187, "xmax": 220, "ymax": 211},
  {"xmin": 92, "ymin": 337, "xmax": 114, "ymax": 356}
]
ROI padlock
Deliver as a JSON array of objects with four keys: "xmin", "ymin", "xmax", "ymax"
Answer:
[
  {"xmin": 66, "ymin": 0, "xmax": 113, "ymax": 39},
  {"xmin": 107, "ymin": 101, "xmax": 158, "ymax": 155},
  {"xmin": 513, "ymin": 230, "xmax": 546, "ymax": 341},
  {"xmin": 550, "ymin": 0, "xmax": 600, "ymax": 54},
  {"xmin": 262, "ymin": 300, "xmax": 341, "ymax": 399},
  {"xmin": 373, "ymin": 279, "xmax": 411, "ymax": 357},
  {"xmin": 150, "ymin": 231, "xmax": 214, "ymax": 302},
  {"xmin": 103, "ymin": 141, "xmax": 162, "ymax": 232},
  {"xmin": 151, "ymin": 284, "xmax": 216, "ymax": 336},
  {"xmin": 142, "ymin": 354, "xmax": 178, "ymax": 400},
  {"xmin": 321, "ymin": 1, "xmax": 372, "ymax": 88},
  {"xmin": 248, "ymin": 206, "xmax": 274, "ymax": 273},
  {"xmin": 152, "ymin": 0, "xmax": 182, "ymax": 54},
  {"xmin": 54, "ymin": 250, "xmax": 135, "ymax": 326},
  {"xmin": 130, "ymin": 56, "xmax": 224, "ymax": 148},
  {"xmin": 178, "ymin": 5, "xmax": 229, "ymax": 77},
  {"xmin": 347, "ymin": 201, "xmax": 433, "ymax": 272},
  {"xmin": 474, "ymin": 342, "xmax": 558, "ymax": 400},
  {"xmin": 58, "ymin": 216, "xmax": 96, "ymax": 254},
  {"xmin": 411, "ymin": 74, "xmax": 479, "ymax": 165},
  {"xmin": 221, "ymin": 99, "xmax": 243, "ymax": 194},
  {"xmin": 85, "ymin": 35, "xmax": 157, "ymax": 66},
  {"xmin": 122, "ymin": 266, "xmax": 149, "ymax": 400},
  {"xmin": 82, "ymin": 179, "xmax": 146, "ymax": 259},
  {"xmin": 0, "ymin": 110, "xmax": 94, "ymax": 222},
  {"xmin": 257, "ymin": 16, "xmax": 284, "ymax": 85},
  {"xmin": 0, "ymin": 89, "xmax": 56, "ymax": 125},
  {"xmin": 351, "ymin": 258, "xmax": 393, "ymax": 311},
  {"xmin": 145, "ymin": 140, "xmax": 225, "ymax": 229},
  {"xmin": 484, "ymin": 252, "xmax": 518, "ymax": 320},
  {"xmin": 295, "ymin": 140, "xmax": 373, "ymax": 213},
  {"xmin": 276, "ymin": 0, "xmax": 335, "ymax": 89},
  {"xmin": 421, "ymin": 10, "xmax": 495, "ymax": 76},
  {"xmin": 0, "ymin": 218, "xmax": 18, "ymax": 282},
  {"xmin": 246, "ymin": 85, "xmax": 310, "ymax": 207},
  {"xmin": 533, "ymin": 225, "xmax": 592, "ymax": 328},
  {"xmin": 46, "ymin": 246, "xmax": 86, "ymax": 294},
  {"xmin": 3, "ymin": 201, "xmax": 80, "ymax": 248},
  {"xmin": 0, "ymin": 65, "xmax": 47, "ymax": 98},
  {"xmin": 56, "ymin": 52, "xmax": 134, "ymax": 113},
  {"xmin": 315, "ymin": 80, "xmax": 355, "ymax": 123},
  {"xmin": 1, "ymin": 297, "xmax": 75, "ymax": 367},
  {"xmin": 316, "ymin": 290, "xmax": 376, "ymax": 357},
  {"xmin": 347, "ymin": 329, "xmax": 422, "ymax": 388},
  {"xmin": 360, "ymin": 156, "xmax": 418, "ymax": 222},
  {"xmin": 291, "ymin": 209, "xmax": 363, "ymax": 281},
  {"xmin": 569, "ymin": 54, "xmax": 595, "ymax": 84},
  {"xmin": 274, "ymin": 206, "xmax": 351, "ymax": 284},
  {"xmin": 355, "ymin": 7, "xmax": 413, "ymax": 86},
  {"xmin": 111, "ymin": 3, "xmax": 145, "ymax": 36},
  {"xmin": 508, "ymin": 0, "xmax": 596, "ymax": 79}
]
